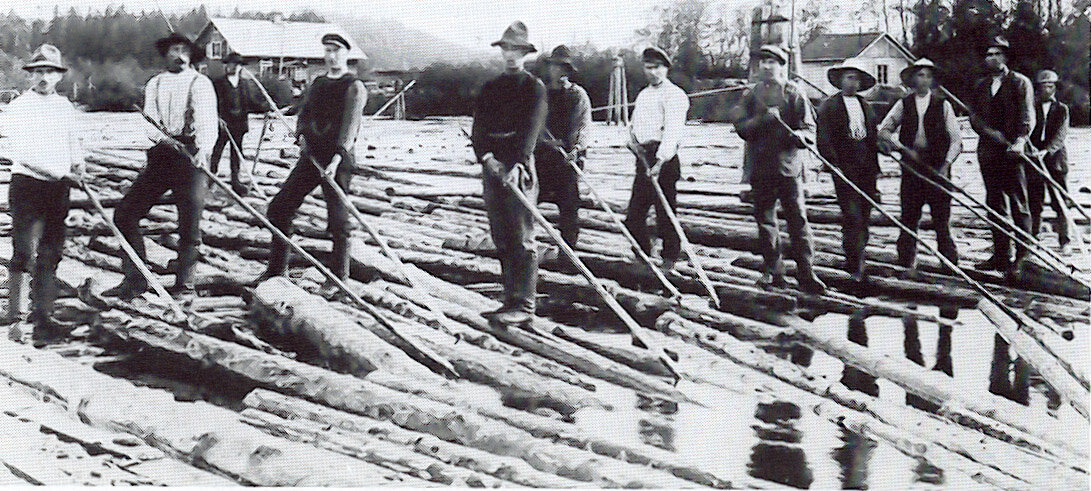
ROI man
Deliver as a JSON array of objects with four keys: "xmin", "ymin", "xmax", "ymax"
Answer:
[
  {"xmin": 0, "ymin": 44, "xmax": 84, "ymax": 344},
  {"xmin": 816, "ymin": 59, "xmax": 880, "ymax": 285},
  {"xmin": 878, "ymin": 58, "xmax": 963, "ymax": 278},
  {"xmin": 535, "ymin": 45, "xmax": 591, "ymax": 247},
  {"xmin": 210, "ymin": 52, "xmax": 269, "ymax": 196},
  {"xmin": 731, "ymin": 45, "xmax": 825, "ymax": 295},
  {"xmin": 969, "ymin": 36, "xmax": 1036, "ymax": 278},
  {"xmin": 624, "ymin": 46, "xmax": 689, "ymax": 272},
  {"xmin": 104, "ymin": 33, "xmax": 216, "ymax": 299},
  {"xmin": 471, "ymin": 21, "xmax": 547, "ymax": 326},
  {"xmin": 1028, "ymin": 69, "xmax": 1070, "ymax": 252},
  {"xmin": 258, "ymin": 33, "xmax": 366, "ymax": 289}
]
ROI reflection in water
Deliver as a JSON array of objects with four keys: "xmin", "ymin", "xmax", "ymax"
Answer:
[
  {"xmin": 748, "ymin": 401, "xmax": 814, "ymax": 488},
  {"xmin": 841, "ymin": 312, "xmax": 879, "ymax": 396},
  {"xmin": 990, "ymin": 333, "xmax": 1032, "ymax": 405},
  {"xmin": 638, "ymin": 418, "xmax": 676, "ymax": 451},
  {"xmin": 833, "ymin": 427, "xmax": 875, "ymax": 489}
]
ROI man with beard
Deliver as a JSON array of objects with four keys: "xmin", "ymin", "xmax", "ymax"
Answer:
[
  {"xmin": 210, "ymin": 52, "xmax": 269, "ymax": 195},
  {"xmin": 104, "ymin": 33, "xmax": 216, "ymax": 299}
]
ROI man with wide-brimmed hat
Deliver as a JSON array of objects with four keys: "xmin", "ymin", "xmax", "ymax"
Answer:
[
  {"xmin": 534, "ymin": 45, "xmax": 591, "ymax": 247},
  {"xmin": 816, "ymin": 58, "xmax": 880, "ymax": 285},
  {"xmin": 471, "ymin": 21, "xmax": 547, "ymax": 326},
  {"xmin": 730, "ymin": 45, "xmax": 825, "ymax": 295},
  {"xmin": 104, "ymin": 32, "xmax": 216, "ymax": 300},
  {"xmin": 0, "ymin": 44, "xmax": 84, "ymax": 344},
  {"xmin": 1028, "ymin": 69, "xmax": 1071, "ymax": 252},
  {"xmin": 877, "ymin": 58, "xmax": 962, "ymax": 278},
  {"xmin": 210, "ymin": 51, "xmax": 270, "ymax": 196},
  {"xmin": 258, "ymin": 32, "xmax": 367, "ymax": 291},
  {"xmin": 969, "ymin": 36, "xmax": 1036, "ymax": 278},
  {"xmin": 623, "ymin": 45, "xmax": 689, "ymax": 273}
]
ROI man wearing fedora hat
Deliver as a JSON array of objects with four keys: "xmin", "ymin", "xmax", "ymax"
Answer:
[
  {"xmin": 104, "ymin": 32, "xmax": 217, "ymax": 300},
  {"xmin": 472, "ymin": 21, "xmax": 547, "ymax": 325},
  {"xmin": 535, "ymin": 45, "xmax": 592, "ymax": 247},
  {"xmin": 969, "ymin": 36, "xmax": 1036, "ymax": 277},
  {"xmin": 624, "ymin": 45, "xmax": 689, "ymax": 272},
  {"xmin": 259, "ymin": 33, "xmax": 367, "ymax": 291},
  {"xmin": 878, "ymin": 58, "xmax": 963, "ymax": 277},
  {"xmin": 210, "ymin": 51, "xmax": 270, "ymax": 196},
  {"xmin": 0, "ymin": 44, "xmax": 84, "ymax": 343},
  {"xmin": 1028, "ymin": 69, "xmax": 1071, "ymax": 252},
  {"xmin": 816, "ymin": 59, "xmax": 880, "ymax": 285},
  {"xmin": 731, "ymin": 45, "xmax": 825, "ymax": 295}
]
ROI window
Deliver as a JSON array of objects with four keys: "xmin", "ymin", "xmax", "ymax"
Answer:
[
  {"xmin": 209, "ymin": 41, "xmax": 223, "ymax": 60},
  {"xmin": 877, "ymin": 64, "xmax": 889, "ymax": 85}
]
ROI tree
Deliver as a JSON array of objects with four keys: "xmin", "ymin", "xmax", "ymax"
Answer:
[{"xmin": 1005, "ymin": 0, "xmax": 1049, "ymax": 77}]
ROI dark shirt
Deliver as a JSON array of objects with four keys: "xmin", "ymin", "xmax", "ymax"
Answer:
[
  {"xmin": 212, "ymin": 76, "xmax": 268, "ymax": 128},
  {"xmin": 542, "ymin": 81, "xmax": 592, "ymax": 153},
  {"xmin": 730, "ymin": 79, "xmax": 815, "ymax": 179},
  {"xmin": 472, "ymin": 70, "xmax": 547, "ymax": 168}
]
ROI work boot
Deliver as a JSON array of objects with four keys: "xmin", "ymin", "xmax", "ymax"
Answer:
[
  {"xmin": 493, "ymin": 310, "xmax": 532, "ymax": 326},
  {"xmin": 662, "ymin": 258, "xmax": 678, "ymax": 274},
  {"xmin": 974, "ymin": 255, "xmax": 1009, "ymax": 272},
  {"xmin": 796, "ymin": 271, "xmax": 827, "ymax": 295},
  {"xmin": 3, "ymin": 271, "xmax": 29, "ymax": 324},
  {"xmin": 231, "ymin": 179, "xmax": 249, "ymax": 197},
  {"xmin": 102, "ymin": 277, "xmax": 149, "ymax": 301},
  {"xmin": 30, "ymin": 316, "xmax": 67, "ymax": 348},
  {"xmin": 481, "ymin": 304, "xmax": 513, "ymax": 319},
  {"xmin": 897, "ymin": 267, "xmax": 921, "ymax": 281},
  {"xmin": 1005, "ymin": 255, "xmax": 1028, "ymax": 285},
  {"xmin": 1059, "ymin": 240, "xmax": 1074, "ymax": 256}
]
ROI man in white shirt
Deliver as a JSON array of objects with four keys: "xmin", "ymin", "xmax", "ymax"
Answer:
[
  {"xmin": 104, "ymin": 33, "xmax": 217, "ymax": 299},
  {"xmin": 878, "ymin": 58, "xmax": 963, "ymax": 278},
  {"xmin": 0, "ymin": 44, "xmax": 84, "ymax": 344},
  {"xmin": 624, "ymin": 46, "xmax": 689, "ymax": 271}
]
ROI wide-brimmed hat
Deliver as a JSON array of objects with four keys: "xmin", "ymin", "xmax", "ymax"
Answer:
[
  {"xmin": 985, "ymin": 36, "xmax": 1010, "ymax": 52},
  {"xmin": 900, "ymin": 58, "xmax": 938, "ymax": 85},
  {"xmin": 756, "ymin": 45, "xmax": 789, "ymax": 65},
  {"xmin": 491, "ymin": 21, "xmax": 536, "ymax": 53},
  {"xmin": 641, "ymin": 46, "xmax": 672, "ymax": 68},
  {"xmin": 1036, "ymin": 69, "xmax": 1059, "ymax": 84},
  {"xmin": 222, "ymin": 52, "xmax": 244, "ymax": 65},
  {"xmin": 827, "ymin": 58, "xmax": 876, "ymax": 91},
  {"xmin": 22, "ymin": 44, "xmax": 67, "ymax": 72},
  {"xmin": 546, "ymin": 45, "xmax": 577, "ymax": 72},
  {"xmin": 155, "ymin": 32, "xmax": 205, "ymax": 63},
  {"xmin": 321, "ymin": 33, "xmax": 351, "ymax": 50}
]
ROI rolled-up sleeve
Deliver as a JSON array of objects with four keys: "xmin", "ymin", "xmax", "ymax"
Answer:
[
  {"xmin": 192, "ymin": 76, "xmax": 219, "ymax": 158},
  {"xmin": 878, "ymin": 99, "xmax": 904, "ymax": 136},
  {"xmin": 655, "ymin": 88, "xmax": 689, "ymax": 162}
]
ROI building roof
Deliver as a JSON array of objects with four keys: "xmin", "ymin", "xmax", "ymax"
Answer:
[
  {"xmin": 200, "ymin": 17, "xmax": 367, "ymax": 61},
  {"xmin": 801, "ymin": 32, "xmax": 911, "ymax": 62}
]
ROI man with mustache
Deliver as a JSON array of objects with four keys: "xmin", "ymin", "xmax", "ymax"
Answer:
[
  {"xmin": 210, "ymin": 52, "xmax": 270, "ymax": 196},
  {"xmin": 103, "ymin": 32, "xmax": 217, "ymax": 299}
]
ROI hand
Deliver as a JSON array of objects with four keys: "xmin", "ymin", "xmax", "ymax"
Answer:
[
  {"xmin": 324, "ymin": 154, "xmax": 342, "ymax": 178},
  {"xmin": 194, "ymin": 150, "xmax": 212, "ymax": 168},
  {"xmin": 1006, "ymin": 139, "xmax": 1025, "ymax": 157},
  {"xmin": 766, "ymin": 106, "xmax": 781, "ymax": 121},
  {"xmin": 481, "ymin": 152, "xmax": 504, "ymax": 178},
  {"xmin": 646, "ymin": 160, "xmax": 662, "ymax": 179},
  {"xmin": 985, "ymin": 129, "xmax": 1007, "ymax": 145},
  {"xmin": 503, "ymin": 163, "xmax": 525, "ymax": 188},
  {"xmin": 790, "ymin": 131, "xmax": 810, "ymax": 149}
]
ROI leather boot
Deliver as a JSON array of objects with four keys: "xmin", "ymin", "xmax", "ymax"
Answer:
[
  {"xmin": 102, "ymin": 276, "xmax": 149, "ymax": 300},
  {"xmin": 167, "ymin": 247, "xmax": 199, "ymax": 295},
  {"xmin": 4, "ymin": 270, "xmax": 29, "ymax": 323}
]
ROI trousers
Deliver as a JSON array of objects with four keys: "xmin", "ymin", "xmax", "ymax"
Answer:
[
  {"xmin": 9, "ymin": 174, "xmax": 70, "ymax": 323},
  {"xmin": 978, "ymin": 144, "xmax": 1031, "ymax": 264},
  {"xmin": 624, "ymin": 142, "xmax": 680, "ymax": 262},
  {"xmin": 896, "ymin": 170, "xmax": 958, "ymax": 268},
  {"xmin": 1026, "ymin": 162, "xmax": 1069, "ymax": 245},
  {"xmin": 210, "ymin": 123, "xmax": 248, "ymax": 185},
  {"xmin": 482, "ymin": 160, "xmax": 539, "ymax": 314},
  {"xmin": 534, "ymin": 145, "xmax": 581, "ymax": 246},
  {"xmin": 751, "ymin": 172, "xmax": 816, "ymax": 277}
]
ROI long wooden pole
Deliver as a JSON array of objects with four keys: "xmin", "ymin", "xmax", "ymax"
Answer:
[
  {"xmin": 371, "ymin": 80, "xmax": 416, "ymax": 118},
  {"xmin": 218, "ymin": 119, "xmax": 268, "ymax": 201},
  {"xmin": 250, "ymin": 113, "xmax": 270, "ymax": 176},
  {"xmin": 133, "ymin": 107, "xmax": 458, "ymax": 379}
]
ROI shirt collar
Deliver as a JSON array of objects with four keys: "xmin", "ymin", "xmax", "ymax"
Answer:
[{"xmin": 914, "ymin": 90, "xmax": 932, "ymax": 101}]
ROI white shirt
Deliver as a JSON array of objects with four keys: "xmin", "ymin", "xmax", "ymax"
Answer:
[
  {"xmin": 227, "ymin": 73, "xmax": 240, "ymax": 88},
  {"xmin": 990, "ymin": 74, "xmax": 1003, "ymax": 97},
  {"xmin": 842, "ymin": 95, "xmax": 866, "ymax": 140},
  {"xmin": 143, "ymin": 67, "xmax": 218, "ymax": 162},
  {"xmin": 0, "ymin": 91, "xmax": 82, "ymax": 181},
  {"xmin": 878, "ymin": 91, "xmax": 963, "ymax": 164},
  {"xmin": 1038, "ymin": 101, "xmax": 1052, "ymax": 140},
  {"xmin": 630, "ymin": 79, "xmax": 690, "ymax": 163}
]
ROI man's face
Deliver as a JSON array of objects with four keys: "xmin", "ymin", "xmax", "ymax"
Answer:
[
  {"xmin": 984, "ymin": 48, "xmax": 1006, "ymax": 72},
  {"xmin": 1038, "ymin": 81, "xmax": 1057, "ymax": 100},
  {"xmin": 225, "ymin": 62, "xmax": 239, "ymax": 75},
  {"xmin": 324, "ymin": 43, "xmax": 348, "ymax": 68},
  {"xmin": 758, "ymin": 57, "xmax": 783, "ymax": 81},
  {"xmin": 500, "ymin": 45, "xmax": 529, "ymax": 70},
  {"xmin": 29, "ymin": 67, "xmax": 62, "ymax": 94},
  {"xmin": 547, "ymin": 63, "xmax": 568, "ymax": 83},
  {"xmin": 913, "ymin": 69, "xmax": 934, "ymax": 92},
  {"xmin": 643, "ymin": 62, "xmax": 667, "ymax": 84},
  {"xmin": 166, "ymin": 43, "xmax": 191, "ymax": 70},
  {"xmin": 840, "ymin": 71, "xmax": 861, "ymax": 95}
]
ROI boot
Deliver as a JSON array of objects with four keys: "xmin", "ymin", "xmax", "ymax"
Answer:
[
  {"xmin": 167, "ymin": 247, "xmax": 199, "ymax": 296},
  {"xmin": 975, "ymin": 254, "xmax": 1010, "ymax": 271},
  {"xmin": 796, "ymin": 269, "xmax": 827, "ymax": 296},
  {"xmin": 102, "ymin": 276, "xmax": 149, "ymax": 300},
  {"xmin": 756, "ymin": 271, "xmax": 787, "ymax": 290},
  {"xmin": 493, "ymin": 310, "xmax": 532, "ymax": 326},
  {"xmin": 4, "ymin": 270, "xmax": 29, "ymax": 323}
]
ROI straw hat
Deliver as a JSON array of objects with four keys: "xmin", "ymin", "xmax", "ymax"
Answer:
[
  {"xmin": 827, "ymin": 58, "xmax": 876, "ymax": 91},
  {"xmin": 22, "ymin": 44, "xmax": 67, "ymax": 72}
]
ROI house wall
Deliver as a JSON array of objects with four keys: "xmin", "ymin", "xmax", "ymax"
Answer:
[
  {"xmin": 799, "ymin": 37, "xmax": 911, "ymax": 97},
  {"xmin": 799, "ymin": 60, "xmax": 840, "ymax": 96}
]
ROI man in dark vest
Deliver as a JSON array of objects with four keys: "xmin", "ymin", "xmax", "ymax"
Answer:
[
  {"xmin": 1028, "ymin": 69, "xmax": 1071, "ymax": 253},
  {"xmin": 210, "ymin": 52, "xmax": 269, "ymax": 196},
  {"xmin": 472, "ymin": 22, "xmax": 547, "ymax": 326},
  {"xmin": 104, "ymin": 33, "xmax": 217, "ymax": 299},
  {"xmin": 970, "ymin": 37, "xmax": 1036, "ymax": 278},
  {"xmin": 731, "ymin": 45, "xmax": 825, "ymax": 295},
  {"xmin": 256, "ymin": 33, "xmax": 366, "ymax": 289},
  {"xmin": 535, "ymin": 45, "xmax": 591, "ymax": 247},
  {"xmin": 816, "ymin": 59, "xmax": 880, "ymax": 285},
  {"xmin": 878, "ymin": 59, "xmax": 962, "ymax": 278}
]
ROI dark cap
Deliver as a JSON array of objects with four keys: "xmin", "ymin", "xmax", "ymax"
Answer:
[
  {"xmin": 322, "ymin": 33, "xmax": 351, "ymax": 50},
  {"xmin": 641, "ymin": 46, "xmax": 671, "ymax": 68},
  {"xmin": 155, "ymin": 32, "xmax": 205, "ymax": 63},
  {"xmin": 546, "ymin": 45, "xmax": 577, "ymax": 72},
  {"xmin": 986, "ymin": 36, "xmax": 1010, "ymax": 52},
  {"xmin": 757, "ymin": 45, "xmax": 788, "ymax": 65}
]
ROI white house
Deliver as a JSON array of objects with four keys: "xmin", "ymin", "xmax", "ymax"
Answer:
[{"xmin": 797, "ymin": 32, "xmax": 914, "ymax": 97}]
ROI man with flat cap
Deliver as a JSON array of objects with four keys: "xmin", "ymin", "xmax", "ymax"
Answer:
[
  {"xmin": 970, "ymin": 36, "xmax": 1035, "ymax": 278},
  {"xmin": 624, "ymin": 45, "xmax": 689, "ymax": 272},
  {"xmin": 731, "ymin": 45, "xmax": 825, "ymax": 295},
  {"xmin": 816, "ymin": 59, "xmax": 880, "ymax": 285},
  {"xmin": 258, "ymin": 33, "xmax": 366, "ymax": 291},
  {"xmin": 1028, "ymin": 69, "xmax": 1071, "ymax": 252},
  {"xmin": 535, "ymin": 45, "xmax": 592, "ymax": 248},
  {"xmin": 472, "ymin": 21, "xmax": 547, "ymax": 326},
  {"xmin": 878, "ymin": 58, "xmax": 963, "ymax": 278},
  {"xmin": 210, "ymin": 52, "xmax": 270, "ymax": 196},
  {"xmin": 105, "ymin": 32, "xmax": 216, "ymax": 299}
]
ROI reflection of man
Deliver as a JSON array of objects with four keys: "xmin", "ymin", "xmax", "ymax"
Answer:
[
  {"xmin": 1028, "ymin": 69, "xmax": 1071, "ymax": 252},
  {"xmin": 210, "ymin": 52, "xmax": 270, "ymax": 195}
]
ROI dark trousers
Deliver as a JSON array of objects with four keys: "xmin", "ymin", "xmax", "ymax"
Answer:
[
  {"xmin": 482, "ymin": 161, "xmax": 539, "ymax": 313},
  {"xmin": 751, "ymin": 172, "xmax": 816, "ymax": 277},
  {"xmin": 1026, "ymin": 161, "xmax": 1069, "ymax": 245},
  {"xmin": 210, "ymin": 124, "xmax": 247, "ymax": 185},
  {"xmin": 266, "ymin": 151, "xmax": 353, "ymax": 280},
  {"xmin": 115, "ymin": 141, "xmax": 207, "ymax": 287},
  {"xmin": 896, "ymin": 171, "xmax": 957, "ymax": 268},
  {"xmin": 624, "ymin": 142, "xmax": 680, "ymax": 262},
  {"xmin": 833, "ymin": 174, "xmax": 876, "ymax": 275},
  {"xmin": 9, "ymin": 174, "xmax": 70, "ymax": 323},
  {"xmin": 978, "ymin": 144, "xmax": 1031, "ymax": 263},
  {"xmin": 534, "ymin": 146, "xmax": 581, "ymax": 246}
]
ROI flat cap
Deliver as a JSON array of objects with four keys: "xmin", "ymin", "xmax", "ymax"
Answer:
[
  {"xmin": 757, "ymin": 44, "xmax": 788, "ymax": 65},
  {"xmin": 641, "ymin": 46, "xmax": 672, "ymax": 68},
  {"xmin": 321, "ymin": 33, "xmax": 351, "ymax": 50},
  {"xmin": 1036, "ymin": 69, "xmax": 1059, "ymax": 84}
]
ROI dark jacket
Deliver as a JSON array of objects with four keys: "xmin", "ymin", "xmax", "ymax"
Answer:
[
  {"xmin": 816, "ymin": 93, "xmax": 879, "ymax": 180},
  {"xmin": 1031, "ymin": 98, "xmax": 1069, "ymax": 173},
  {"xmin": 212, "ymin": 75, "xmax": 268, "ymax": 132},
  {"xmin": 970, "ymin": 68, "xmax": 1035, "ymax": 148},
  {"xmin": 472, "ymin": 70, "xmax": 548, "ymax": 169},
  {"xmin": 731, "ymin": 79, "xmax": 815, "ymax": 180}
]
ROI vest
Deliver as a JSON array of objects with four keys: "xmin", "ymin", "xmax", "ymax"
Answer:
[
  {"xmin": 300, "ymin": 74, "xmax": 358, "ymax": 152},
  {"xmin": 899, "ymin": 94, "xmax": 949, "ymax": 168}
]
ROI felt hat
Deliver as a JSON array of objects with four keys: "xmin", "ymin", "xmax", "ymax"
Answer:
[
  {"xmin": 756, "ymin": 44, "xmax": 789, "ymax": 65},
  {"xmin": 222, "ymin": 52, "xmax": 244, "ymax": 65},
  {"xmin": 491, "ymin": 21, "xmax": 536, "ymax": 53},
  {"xmin": 546, "ymin": 45, "xmax": 577, "ymax": 72},
  {"xmin": 827, "ymin": 58, "xmax": 876, "ymax": 91},
  {"xmin": 155, "ymin": 32, "xmax": 205, "ymax": 63},
  {"xmin": 641, "ymin": 46, "xmax": 672, "ymax": 68},
  {"xmin": 900, "ymin": 58, "xmax": 938, "ymax": 86},
  {"xmin": 986, "ymin": 36, "xmax": 1010, "ymax": 52},
  {"xmin": 22, "ymin": 44, "xmax": 67, "ymax": 72},
  {"xmin": 321, "ymin": 33, "xmax": 351, "ymax": 50}
]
